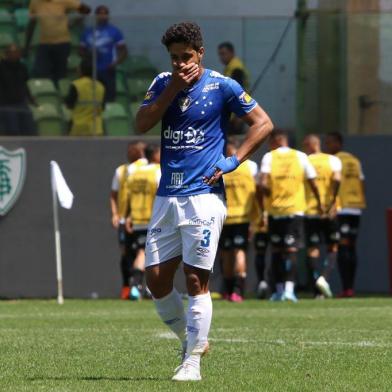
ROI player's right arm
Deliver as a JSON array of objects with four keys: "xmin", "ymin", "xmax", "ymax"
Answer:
[
  {"xmin": 110, "ymin": 168, "xmax": 121, "ymax": 229},
  {"xmin": 327, "ymin": 156, "xmax": 342, "ymax": 215},
  {"xmin": 135, "ymin": 63, "xmax": 199, "ymax": 133}
]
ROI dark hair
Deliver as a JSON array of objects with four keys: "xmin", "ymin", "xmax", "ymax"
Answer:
[
  {"xmin": 95, "ymin": 5, "xmax": 109, "ymax": 14},
  {"xmin": 145, "ymin": 144, "xmax": 160, "ymax": 161},
  {"xmin": 270, "ymin": 129, "xmax": 288, "ymax": 140},
  {"xmin": 326, "ymin": 131, "xmax": 343, "ymax": 145},
  {"xmin": 161, "ymin": 22, "xmax": 203, "ymax": 50},
  {"xmin": 80, "ymin": 55, "xmax": 93, "ymax": 77},
  {"xmin": 218, "ymin": 42, "xmax": 234, "ymax": 53}
]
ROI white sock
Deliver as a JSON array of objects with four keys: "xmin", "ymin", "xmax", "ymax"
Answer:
[
  {"xmin": 184, "ymin": 292, "xmax": 212, "ymax": 369},
  {"xmin": 153, "ymin": 289, "xmax": 187, "ymax": 345},
  {"xmin": 285, "ymin": 281, "xmax": 295, "ymax": 294},
  {"xmin": 276, "ymin": 283, "xmax": 284, "ymax": 294}
]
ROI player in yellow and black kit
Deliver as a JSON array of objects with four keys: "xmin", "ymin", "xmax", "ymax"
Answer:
[
  {"xmin": 125, "ymin": 144, "xmax": 161, "ymax": 300},
  {"xmin": 219, "ymin": 137, "xmax": 258, "ymax": 302},
  {"xmin": 260, "ymin": 130, "xmax": 322, "ymax": 302},
  {"xmin": 253, "ymin": 177, "xmax": 270, "ymax": 299},
  {"xmin": 326, "ymin": 132, "xmax": 366, "ymax": 297},
  {"xmin": 303, "ymin": 134, "xmax": 342, "ymax": 298},
  {"xmin": 110, "ymin": 141, "xmax": 147, "ymax": 299}
]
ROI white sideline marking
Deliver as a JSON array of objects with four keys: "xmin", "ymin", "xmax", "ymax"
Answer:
[{"xmin": 156, "ymin": 332, "xmax": 391, "ymax": 348}]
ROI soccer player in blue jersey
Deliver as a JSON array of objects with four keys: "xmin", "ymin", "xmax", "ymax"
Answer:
[{"xmin": 136, "ymin": 22, "xmax": 273, "ymax": 381}]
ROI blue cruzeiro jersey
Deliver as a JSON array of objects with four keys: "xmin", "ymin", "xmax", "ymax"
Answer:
[{"xmin": 142, "ymin": 68, "xmax": 257, "ymax": 197}]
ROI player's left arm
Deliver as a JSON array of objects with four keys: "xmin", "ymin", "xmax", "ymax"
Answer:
[
  {"xmin": 303, "ymin": 154, "xmax": 323, "ymax": 215},
  {"xmin": 327, "ymin": 156, "xmax": 342, "ymax": 214},
  {"xmin": 204, "ymin": 105, "xmax": 273, "ymax": 185}
]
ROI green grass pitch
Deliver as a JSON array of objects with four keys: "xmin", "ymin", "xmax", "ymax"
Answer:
[{"xmin": 0, "ymin": 298, "xmax": 391, "ymax": 391}]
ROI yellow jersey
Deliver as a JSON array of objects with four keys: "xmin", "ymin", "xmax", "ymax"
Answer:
[
  {"xmin": 70, "ymin": 77, "xmax": 105, "ymax": 136},
  {"xmin": 305, "ymin": 153, "xmax": 342, "ymax": 216},
  {"xmin": 224, "ymin": 56, "xmax": 250, "ymax": 91},
  {"xmin": 223, "ymin": 160, "xmax": 257, "ymax": 225},
  {"xmin": 30, "ymin": 0, "xmax": 81, "ymax": 44},
  {"xmin": 112, "ymin": 158, "xmax": 148, "ymax": 221},
  {"xmin": 263, "ymin": 147, "xmax": 315, "ymax": 216},
  {"xmin": 127, "ymin": 163, "xmax": 161, "ymax": 227},
  {"xmin": 336, "ymin": 151, "xmax": 366, "ymax": 210}
]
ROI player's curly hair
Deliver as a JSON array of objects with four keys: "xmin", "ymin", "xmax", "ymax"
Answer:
[{"xmin": 161, "ymin": 22, "xmax": 203, "ymax": 50}]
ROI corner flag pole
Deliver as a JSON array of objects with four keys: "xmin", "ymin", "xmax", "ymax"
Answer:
[
  {"xmin": 50, "ymin": 161, "xmax": 74, "ymax": 304},
  {"xmin": 51, "ymin": 167, "xmax": 64, "ymax": 305}
]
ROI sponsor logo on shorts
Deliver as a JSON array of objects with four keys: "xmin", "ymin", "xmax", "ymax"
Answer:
[
  {"xmin": 234, "ymin": 235, "xmax": 245, "ymax": 246},
  {"xmin": 188, "ymin": 216, "xmax": 215, "ymax": 227},
  {"xmin": 256, "ymin": 240, "xmax": 266, "ymax": 248},
  {"xmin": 196, "ymin": 247, "xmax": 210, "ymax": 257},
  {"xmin": 137, "ymin": 235, "xmax": 146, "ymax": 245},
  {"xmin": 150, "ymin": 228, "xmax": 162, "ymax": 235},
  {"xmin": 271, "ymin": 234, "xmax": 281, "ymax": 243},
  {"xmin": 340, "ymin": 224, "xmax": 350, "ymax": 234},
  {"xmin": 284, "ymin": 235, "xmax": 295, "ymax": 246},
  {"xmin": 310, "ymin": 234, "xmax": 320, "ymax": 244}
]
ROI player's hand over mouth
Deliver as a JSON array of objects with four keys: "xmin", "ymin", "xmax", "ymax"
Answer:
[{"xmin": 170, "ymin": 63, "xmax": 199, "ymax": 91}]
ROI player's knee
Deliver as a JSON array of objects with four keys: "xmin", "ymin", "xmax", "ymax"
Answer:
[{"xmin": 145, "ymin": 267, "xmax": 172, "ymax": 299}]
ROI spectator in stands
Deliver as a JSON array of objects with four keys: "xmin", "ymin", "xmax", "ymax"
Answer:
[
  {"xmin": 218, "ymin": 42, "xmax": 250, "ymax": 134},
  {"xmin": 65, "ymin": 56, "xmax": 105, "ymax": 136},
  {"xmin": 0, "ymin": 44, "xmax": 36, "ymax": 136},
  {"xmin": 25, "ymin": 0, "xmax": 91, "ymax": 86},
  {"xmin": 80, "ymin": 5, "xmax": 128, "ymax": 102}
]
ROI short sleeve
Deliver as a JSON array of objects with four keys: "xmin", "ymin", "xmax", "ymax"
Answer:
[
  {"xmin": 298, "ymin": 152, "xmax": 316, "ymax": 179},
  {"xmin": 248, "ymin": 160, "xmax": 258, "ymax": 178},
  {"xmin": 329, "ymin": 155, "xmax": 342, "ymax": 172},
  {"xmin": 260, "ymin": 152, "xmax": 272, "ymax": 174},
  {"xmin": 156, "ymin": 168, "xmax": 161, "ymax": 184},
  {"xmin": 111, "ymin": 167, "xmax": 121, "ymax": 191},
  {"xmin": 222, "ymin": 78, "xmax": 257, "ymax": 118},
  {"xmin": 358, "ymin": 162, "xmax": 365, "ymax": 180},
  {"xmin": 64, "ymin": 0, "xmax": 81, "ymax": 11},
  {"xmin": 141, "ymin": 73, "xmax": 170, "ymax": 106},
  {"xmin": 113, "ymin": 27, "xmax": 125, "ymax": 45}
]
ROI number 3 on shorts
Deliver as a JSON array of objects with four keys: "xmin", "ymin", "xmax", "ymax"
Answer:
[{"xmin": 200, "ymin": 229, "xmax": 211, "ymax": 248}]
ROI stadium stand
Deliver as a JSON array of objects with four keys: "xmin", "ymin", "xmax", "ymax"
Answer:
[
  {"xmin": 103, "ymin": 102, "xmax": 130, "ymax": 136},
  {"xmin": 31, "ymin": 102, "xmax": 64, "ymax": 136}
]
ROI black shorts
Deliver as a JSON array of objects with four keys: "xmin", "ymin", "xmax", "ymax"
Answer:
[
  {"xmin": 130, "ymin": 229, "xmax": 148, "ymax": 251},
  {"xmin": 338, "ymin": 215, "xmax": 361, "ymax": 241},
  {"xmin": 268, "ymin": 216, "xmax": 304, "ymax": 249},
  {"xmin": 254, "ymin": 232, "xmax": 269, "ymax": 252},
  {"xmin": 118, "ymin": 223, "xmax": 132, "ymax": 246},
  {"xmin": 305, "ymin": 217, "xmax": 340, "ymax": 247},
  {"xmin": 219, "ymin": 223, "xmax": 249, "ymax": 250}
]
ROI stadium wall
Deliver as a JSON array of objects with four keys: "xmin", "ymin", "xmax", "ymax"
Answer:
[{"xmin": 0, "ymin": 136, "xmax": 390, "ymax": 298}]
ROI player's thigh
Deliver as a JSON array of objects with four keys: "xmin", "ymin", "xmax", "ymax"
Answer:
[
  {"xmin": 338, "ymin": 215, "xmax": 360, "ymax": 245},
  {"xmin": 305, "ymin": 217, "xmax": 323, "ymax": 250},
  {"xmin": 254, "ymin": 232, "xmax": 269, "ymax": 254},
  {"xmin": 145, "ymin": 196, "xmax": 182, "ymax": 269},
  {"xmin": 232, "ymin": 223, "xmax": 250, "ymax": 251},
  {"xmin": 324, "ymin": 218, "xmax": 340, "ymax": 249},
  {"xmin": 180, "ymin": 193, "xmax": 226, "ymax": 271}
]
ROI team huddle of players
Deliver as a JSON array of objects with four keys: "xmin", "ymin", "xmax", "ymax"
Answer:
[{"xmin": 110, "ymin": 129, "xmax": 365, "ymax": 302}]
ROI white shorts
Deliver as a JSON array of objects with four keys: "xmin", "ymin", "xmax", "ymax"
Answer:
[{"xmin": 145, "ymin": 193, "xmax": 226, "ymax": 270}]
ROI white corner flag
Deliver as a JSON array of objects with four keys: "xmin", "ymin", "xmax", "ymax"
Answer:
[{"xmin": 50, "ymin": 161, "xmax": 74, "ymax": 305}]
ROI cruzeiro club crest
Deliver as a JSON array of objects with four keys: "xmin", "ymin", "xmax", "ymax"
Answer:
[
  {"xmin": 0, "ymin": 146, "xmax": 26, "ymax": 216},
  {"xmin": 178, "ymin": 96, "xmax": 192, "ymax": 112}
]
